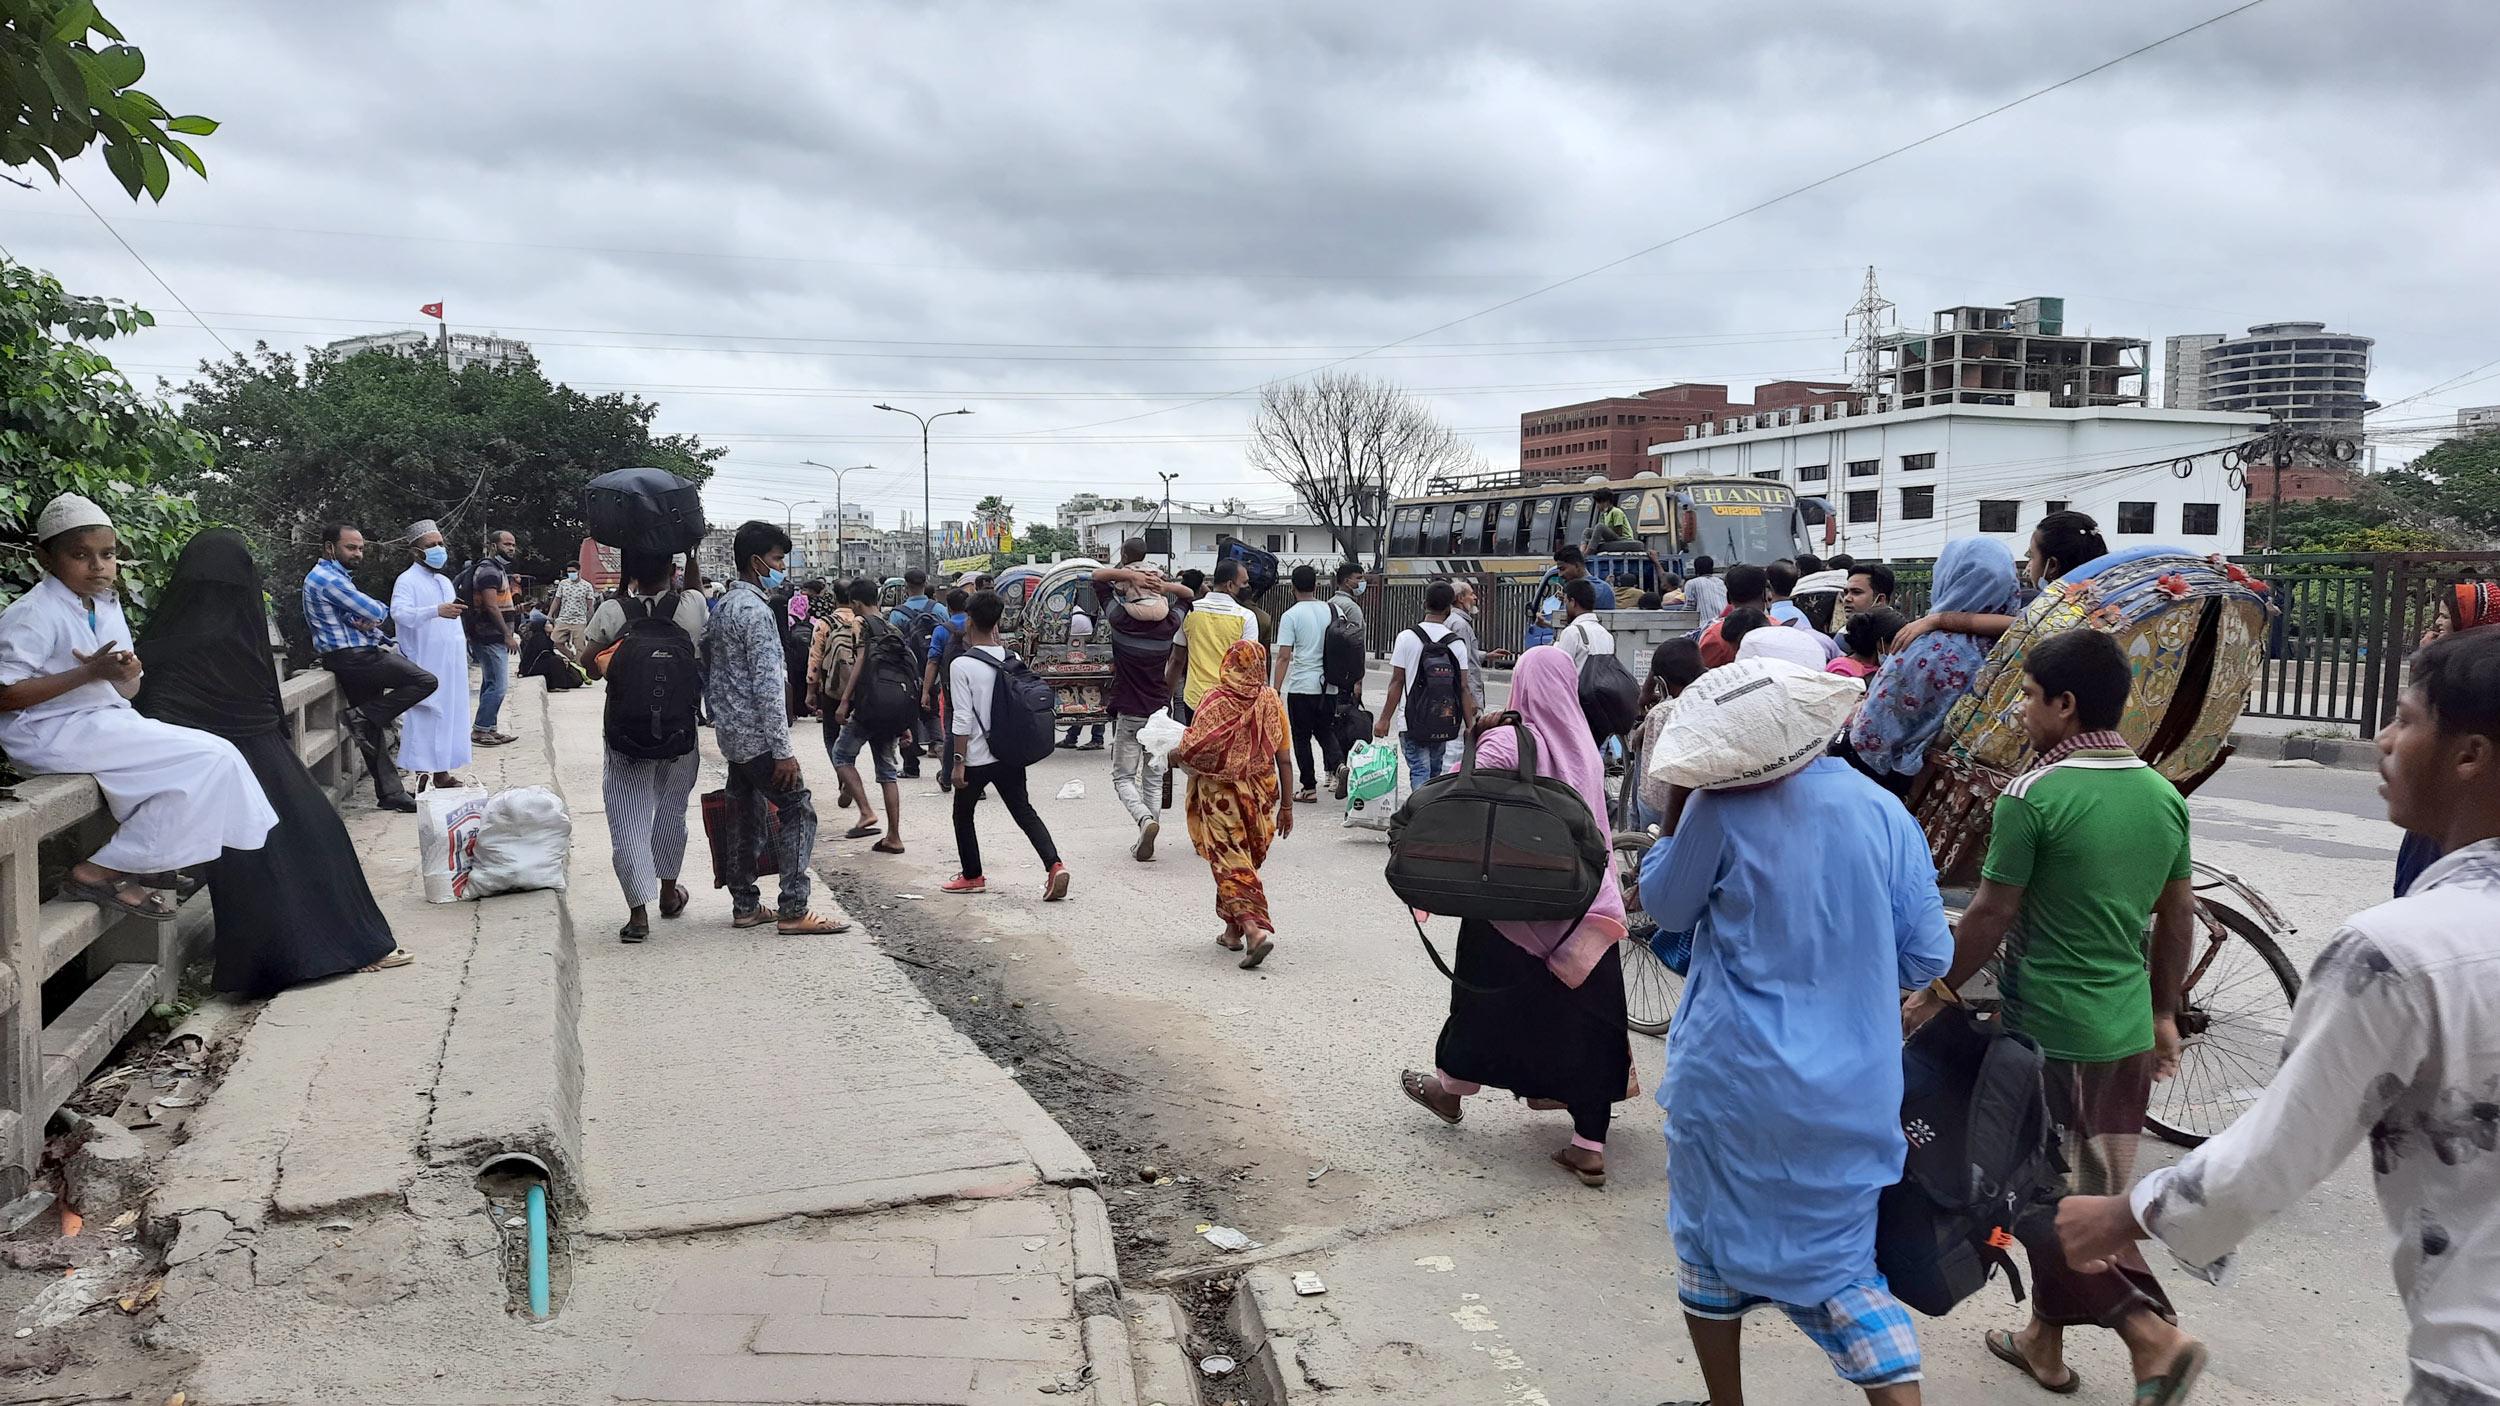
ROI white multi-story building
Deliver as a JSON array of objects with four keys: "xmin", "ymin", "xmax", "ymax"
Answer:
[
  {"xmin": 1068, "ymin": 504, "xmax": 1358, "ymax": 575},
  {"xmin": 2459, "ymin": 405, "xmax": 2500, "ymax": 435},
  {"xmin": 324, "ymin": 328, "xmax": 532, "ymax": 372},
  {"xmin": 1651, "ymin": 402, "xmax": 2266, "ymax": 559}
]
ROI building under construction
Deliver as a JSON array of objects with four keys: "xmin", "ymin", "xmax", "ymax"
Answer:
[{"xmin": 1877, "ymin": 297, "xmax": 2147, "ymax": 411}]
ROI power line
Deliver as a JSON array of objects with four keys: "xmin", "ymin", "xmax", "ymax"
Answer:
[
  {"xmin": 1014, "ymin": 0, "xmax": 2276, "ymax": 438},
  {"xmin": 58, "ymin": 177, "xmax": 235, "ymax": 357}
]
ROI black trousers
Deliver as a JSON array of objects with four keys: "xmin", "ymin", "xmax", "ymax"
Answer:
[
  {"xmin": 1285, "ymin": 692, "xmax": 1345, "ymax": 790},
  {"xmin": 320, "ymin": 646, "xmax": 439, "ymax": 799},
  {"xmin": 952, "ymin": 761, "xmax": 1060, "ymax": 880}
]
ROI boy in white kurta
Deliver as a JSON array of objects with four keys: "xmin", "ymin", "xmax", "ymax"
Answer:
[
  {"xmin": 388, "ymin": 521, "xmax": 473, "ymax": 784},
  {"xmin": 0, "ymin": 496, "xmax": 277, "ymax": 921}
]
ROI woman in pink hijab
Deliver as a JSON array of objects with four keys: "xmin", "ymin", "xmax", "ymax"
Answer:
[{"xmin": 1400, "ymin": 645, "xmax": 1632, "ymax": 1187}]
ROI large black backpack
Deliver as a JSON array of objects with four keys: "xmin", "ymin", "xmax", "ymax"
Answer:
[
  {"xmin": 1578, "ymin": 652, "xmax": 1641, "ymax": 741},
  {"xmin": 1387, "ymin": 716, "xmax": 1608, "ymax": 983},
  {"xmin": 897, "ymin": 602, "xmax": 945, "ymax": 670},
  {"xmin": 959, "ymin": 647, "xmax": 1059, "ymax": 768},
  {"xmin": 1876, "ymin": 1005, "xmax": 2067, "ymax": 1317},
  {"xmin": 603, "ymin": 593, "xmax": 700, "ymax": 760},
  {"xmin": 1322, "ymin": 602, "xmax": 1367, "ymax": 693},
  {"xmin": 854, "ymin": 621, "xmax": 923, "ymax": 741},
  {"xmin": 1403, "ymin": 625, "xmax": 1465, "ymax": 745}
]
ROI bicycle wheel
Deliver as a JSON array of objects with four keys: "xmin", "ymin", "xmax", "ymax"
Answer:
[
  {"xmin": 2144, "ymin": 899, "xmax": 2302, "ymax": 1148},
  {"xmin": 1615, "ymin": 832, "xmax": 1683, "ymax": 1037}
]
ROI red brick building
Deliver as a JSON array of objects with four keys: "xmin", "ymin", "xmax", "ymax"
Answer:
[{"xmin": 1519, "ymin": 380, "xmax": 1856, "ymax": 482}]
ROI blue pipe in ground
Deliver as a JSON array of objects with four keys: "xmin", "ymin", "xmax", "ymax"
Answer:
[{"xmin": 526, "ymin": 1183, "xmax": 550, "ymax": 1319}]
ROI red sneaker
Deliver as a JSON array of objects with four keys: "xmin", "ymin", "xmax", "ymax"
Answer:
[
  {"xmin": 1043, "ymin": 863, "xmax": 1070, "ymax": 902},
  {"xmin": 941, "ymin": 874, "xmax": 987, "ymax": 894}
]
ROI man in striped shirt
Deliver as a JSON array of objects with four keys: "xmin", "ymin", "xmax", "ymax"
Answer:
[{"xmin": 304, "ymin": 524, "xmax": 438, "ymax": 812}]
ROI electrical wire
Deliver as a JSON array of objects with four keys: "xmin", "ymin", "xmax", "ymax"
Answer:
[{"xmin": 58, "ymin": 176, "xmax": 236, "ymax": 357}]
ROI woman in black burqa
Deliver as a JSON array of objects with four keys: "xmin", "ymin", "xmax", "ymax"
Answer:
[{"xmin": 135, "ymin": 529, "xmax": 408, "ymax": 995}]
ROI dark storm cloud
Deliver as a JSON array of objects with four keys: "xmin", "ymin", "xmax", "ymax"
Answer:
[{"xmin": 9, "ymin": 0, "xmax": 2498, "ymax": 527}]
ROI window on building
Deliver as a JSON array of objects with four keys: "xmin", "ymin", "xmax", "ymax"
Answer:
[
  {"xmin": 1900, "ymin": 486, "xmax": 1935, "ymax": 520},
  {"xmin": 1847, "ymin": 459, "xmax": 1880, "ymax": 478},
  {"xmin": 1847, "ymin": 490, "xmax": 1879, "ymax": 524},
  {"xmin": 1978, "ymin": 500, "xmax": 2021, "ymax": 533},
  {"xmin": 1754, "ymin": 470, "xmax": 1784, "ymax": 482},
  {"xmin": 2181, "ymin": 502, "xmax": 2220, "ymax": 536},
  {"xmin": 1264, "ymin": 533, "xmax": 1285, "ymax": 553},
  {"xmin": 2045, "ymin": 500, "xmax": 2069, "ymax": 515},
  {"xmin": 1900, "ymin": 452, "xmax": 1936, "ymax": 473},
  {"xmin": 1797, "ymin": 464, "xmax": 1829, "ymax": 483},
  {"xmin": 1144, "ymin": 525, "xmax": 1173, "ymax": 555},
  {"xmin": 2117, "ymin": 501, "xmax": 2156, "ymax": 535}
]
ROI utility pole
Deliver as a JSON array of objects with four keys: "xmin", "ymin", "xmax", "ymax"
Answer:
[
  {"xmin": 2264, "ymin": 409, "xmax": 2289, "ymax": 554},
  {"xmin": 1156, "ymin": 471, "xmax": 1180, "ymax": 572},
  {"xmin": 802, "ymin": 462, "xmax": 874, "ymax": 577},
  {"xmin": 875, "ymin": 403, "xmax": 973, "ymax": 574},
  {"xmin": 758, "ymin": 496, "xmax": 818, "ymax": 559},
  {"xmin": 1845, "ymin": 265, "xmax": 1894, "ymax": 407}
]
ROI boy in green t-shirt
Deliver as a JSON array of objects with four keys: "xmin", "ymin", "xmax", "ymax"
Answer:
[{"xmin": 1901, "ymin": 628, "xmax": 2206, "ymax": 1402}]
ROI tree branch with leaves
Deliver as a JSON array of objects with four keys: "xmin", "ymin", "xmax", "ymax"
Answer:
[
  {"xmin": 1, "ymin": 0, "xmax": 217, "ymax": 200},
  {"xmin": 1246, "ymin": 370, "xmax": 1477, "ymax": 567}
]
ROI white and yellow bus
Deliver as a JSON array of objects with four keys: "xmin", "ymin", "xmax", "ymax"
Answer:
[{"xmin": 1384, "ymin": 472, "xmax": 1831, "ymax": 579}]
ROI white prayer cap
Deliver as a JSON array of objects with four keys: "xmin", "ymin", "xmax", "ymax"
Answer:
[
  {"xmin": 406, "ymin": 518, "xmax": 442, "ymax": 541},
  {"xmin": 34, "ymin": 493, "xmax": 112, "ymax": 543},
  {"xmin": 1738, "ymin": 624, "xmax": 1830, "ymax": 672}
]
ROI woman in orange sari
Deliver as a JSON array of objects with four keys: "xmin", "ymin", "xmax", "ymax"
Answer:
[{"xmin": 1174, "ymin": 639, "xmax": 1295, "ymax": 969}]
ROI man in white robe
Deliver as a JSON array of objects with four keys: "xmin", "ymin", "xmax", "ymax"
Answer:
[
  {"xmin": 388, "ymin": 520, "xmax": 473, "ymax": 785},
  {"xmin": 0, "ymin": 494, "xmax": 276, "ymax": 921}
]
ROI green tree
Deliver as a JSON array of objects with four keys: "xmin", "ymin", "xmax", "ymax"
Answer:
[
  {"xmin": 2379, "ymin": 432, "xmax": 2500, "ymax": 540},
  {"xmin": 1008, "ymin": 523, "xmax": 1081, "ymax": 562},
  {"xmin": 1, "ymin": 255, "xmax": 212, "ymax": 614},
  {"xmin": 2, "ymin": 0, "xmax": 217, "ymax": 200},
  {"xmin": 170, "ymin": 344, "xmax": 721, "ymax": 642}
]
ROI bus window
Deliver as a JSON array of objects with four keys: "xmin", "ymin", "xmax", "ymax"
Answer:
[
  {"xmin": 1496, "ymin": 498, "xmax": 1524, "ymax": 554},
  {"xmin": 1525, "ymin": 496, "xmax": 1559, "ymax": 554},
  {"xmin": 1562, "ymin": 494, "xmax": 1595, "ymax": 549},
  {"xmin": 1390, "ymin": 507, "xmax": 1422, "ymax": 557},
  {"xmin": 1460, "ymin": 502, "xmax": 1488, "ymax": 554},
  {"xmin": 1421, "ymin": 503, "xmax": 1453, "ymax": 555}
]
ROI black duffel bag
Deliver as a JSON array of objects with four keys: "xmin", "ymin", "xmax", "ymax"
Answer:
[
  {"xmin": 584, "ymin": 466, "xmax": 708, "ymax": 554},
  {"xmin": 1578, "ymin": 650, "xmax": 1641, "ymax": 741}
]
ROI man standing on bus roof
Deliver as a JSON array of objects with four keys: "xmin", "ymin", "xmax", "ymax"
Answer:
[{"xmin": 1554, "ymin": 546, "xmax": 1617, "ymax": 610}]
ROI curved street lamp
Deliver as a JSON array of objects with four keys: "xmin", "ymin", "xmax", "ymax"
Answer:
[{"xmin": 874, "ymin": 403, "xmax": 973, "ymax": 573}]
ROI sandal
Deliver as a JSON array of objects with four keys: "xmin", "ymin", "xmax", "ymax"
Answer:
[
  {"xmin": 777, "ymin": 911, "xmax": 852, "ymax": 935},
  {"xmin": 659, "ymin": 883, "xmax": 690, "ymax": 920},
  {"xmin": 1985, "ymin": 1329, "xmax": 2082, "ymax": 1395},
  {"xmin": 843, "ymin": 821, "xmax": 883, "ymax": 839},
  {"xmin": 732, "ymin": 908, "xmax": 774, "ymax": 929},
  {"xmin": 1550, "ymin": 1147, "xmax": 1605, "ymax": 1188},
  {"xmin": 1239, "ymin": 931, "xmax": 1275, "ymax": 970},
  {"xmin": 1216, "ymin": 929, "xmax": 1244, "ymax": 952},
  {"xmin": 60, "ymin": 876, "xmax": 177, "ymax": 923},
  {"xmin": 361, "ymin": 949, "xmax": 415, "ymax": 972},
  {"xmin": 872, "ymin": 840, "xmax": 907, "ymax": 855},
  {"xmin": 1400, "ymin": 1069, "xmax": 1463, "ymax": 1126},
  {"xmin": 1293, "ymin": 787, "xmax": 1319, "ymax": 804},
  {"xmin": 619, "ymin": 921, "xmax": 649, "ymax": 945},
  {"xmin": 2132, "ymin": 1344, "xmax": 2207, "ymax": 1405}
]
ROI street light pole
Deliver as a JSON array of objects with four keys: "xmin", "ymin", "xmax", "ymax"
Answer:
[
  {"xmin": 1156, "ymin": 471, "xmax": 1180, "ymax": 573},
  {"xmin": 874, "ymin": 403, "xmax": 973, "ymax": 574},
  {"xmin": 757, "ymin": 497, "xmax": 819, "ymax": 560},
  {"xmin": 802, "ymin": 462, "xmax": 875, "ymax": 577}
]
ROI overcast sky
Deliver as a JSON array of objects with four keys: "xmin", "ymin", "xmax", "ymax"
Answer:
[{"xmin": 10, "ymin": 0, "xmax": 2497, "ymax": 535}]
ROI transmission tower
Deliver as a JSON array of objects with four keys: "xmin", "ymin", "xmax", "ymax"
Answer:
[{"xmin": 1845, "ymin": 265, "xmax": 1895, "ymax": 404}]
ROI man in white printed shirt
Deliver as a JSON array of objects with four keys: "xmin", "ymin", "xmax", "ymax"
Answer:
[{"xmin": 2059, "ymin": 628, "xmax": 2500, "ymax": 1406}]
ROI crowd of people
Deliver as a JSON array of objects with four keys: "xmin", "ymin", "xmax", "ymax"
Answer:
[{"xmin": 3, "ymin": 489, "xmax": 2494, "ymax": 1403}]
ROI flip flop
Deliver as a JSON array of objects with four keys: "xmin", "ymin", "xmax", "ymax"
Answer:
[
  {"xmin": 1239, "ymin": 933, "xmax": 1275, "ymax": 969},
  {"xmin": 1549, "ymin": 1147, "xmax": 1606, "ymax": 1188},
  {"xmin": 1293, "ymin": 788, "xmax": 1319, "ymax": 804},
  {"xmin": 659, "ymin": 883, "xmax": 690, "ymax": 920},
  {"xmin": 361, "ymin": 949, "xmax": 415, "ymax": 972},
  {"xmin": 1401, "ymin": 1069, "xmax": 1462, "ymax": 1125},
  {"xmin": 1216, "ymin": 930, "xmax": 1244, "ymax": 952},
  {"xmin": 778, "ymin": 911, "xmax": 852, "ymax": 935},
  {"xmin": 619, "ymin": 921, "xmax": 649, "ymax": 944},
  {"xmin": 60, "ymin": 876, "xmax": 176, "ymax": 923},
  {"xmin": 872, "ymin": 840, "xmax": 907, "ymax": 855},
  {"xmin": 1986, "ymin": 1329, "xmax": 2082, "ymax": 1395},
  {"xmin": 2132, "ymin": 1343, "xmax": 2207, "ymax": 1405},
  {"xmin": 732, "ymin": 908, "xmax": 774, "ymax": 929},
  {"xmin": 843, "ymin": 822, "xmax": 883, "ymax": 839}
]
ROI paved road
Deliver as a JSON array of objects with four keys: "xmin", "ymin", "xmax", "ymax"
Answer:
[{"xmin": 833, "ymin": 700, "xmax": 2417, "ymax": 1405}]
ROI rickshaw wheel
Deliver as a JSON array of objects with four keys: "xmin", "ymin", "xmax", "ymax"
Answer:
[
  {"xmin": 2144, "ymin": 898, "xmax": 2302, "ymax": 1148},
  {"xmin": 1614, "ymin": 832, "xmax": 1683, "ymax": 1038}
]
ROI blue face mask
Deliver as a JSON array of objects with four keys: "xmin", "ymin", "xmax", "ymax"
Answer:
[
  {"xmin": 758, "ymin": 566, "xmax": 787, "ymax": 591},
  {"xmin": 422, "ymin": 545, "xmax": 448, "ymax": 569}
]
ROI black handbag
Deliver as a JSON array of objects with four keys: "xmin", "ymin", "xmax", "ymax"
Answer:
[{"xmin": 584, "ymin": 466, "xmax": 709, "ymax": 554}]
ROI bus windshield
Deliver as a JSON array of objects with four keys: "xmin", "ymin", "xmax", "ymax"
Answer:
[{"xmin": 1693, "ymin": 507, "xmax": 1795, "ymax": 566}]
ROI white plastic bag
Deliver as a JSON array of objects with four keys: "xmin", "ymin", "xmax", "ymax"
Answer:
[
  {"xmin": 1137, "ymin": 707, "xmax": 1186, "ymax": 767},
  {"xmin": 415, "ymin": 786, "xmax": 490, "ymax": 904},
  {"xmin": 465, "ymin": 786, "xmax": 573, "ymax": 897},
  {"xmin": 1647, "ymin": 658, "xmax": 1863, "ymax": 792}
]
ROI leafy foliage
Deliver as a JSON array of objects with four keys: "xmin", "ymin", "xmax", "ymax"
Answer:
[
  {"xmin": 169, "ymin": 343, "xmax": 722, "ymax": 651},
  {"xmin": 2374, "ymin": 432, "xmax": 2500, "ymax": 541},
  {"xmin": 1, "ymin": 0, "xmax": 216, "ymax": 200},
  {"xmin": 2266, "ymin": 500, "xmax": 2462, "ymax": 554},
  {"xmin": 1, "ymin": 255, "xmax": 213, "ymax": 615},
  {"xmin": 1003, "ymin": 522, "xmax": 1082, "ymax": 564}
]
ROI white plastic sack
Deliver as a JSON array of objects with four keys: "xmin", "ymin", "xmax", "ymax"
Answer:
[
  {"xmin": 465, "ymin": 786, "xmax": 573, "ymax": 897},
  {"xmin": 1647, "ymin": 658, "xmax": 1863, "ymax": 792},
  {"xmin": 415, "ymin": 786, "xmax": 490, "ymax": 904},
  {"xmin": 1137, "ymin": 707, "xmax": 1186, "ymax": 767}
]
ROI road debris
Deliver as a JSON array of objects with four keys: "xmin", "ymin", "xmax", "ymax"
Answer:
[
  {"xmin": 1197, "ymin": 1225, "xmax": 1260, "ymax": 1252},
  {"xmin": 1055, "ymin": 781, "xmax": 1085, "ymax": 800},
  {"xmin": 1306, "ymin": 1163, "xmax": 1330, "ymax": 1184},
  {"xmin": 1292, "ymin": 1270, "xmax": 1328, "ymax": 1296},
  {"xmin": 1199, "ymin": 1354, "xmax": 1237, "ymax": 1377}
]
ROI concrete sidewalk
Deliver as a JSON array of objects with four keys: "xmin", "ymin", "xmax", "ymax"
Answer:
[{"xmin": 146, "ymin": 680, "xmax": 1166, "ymax": 1405}]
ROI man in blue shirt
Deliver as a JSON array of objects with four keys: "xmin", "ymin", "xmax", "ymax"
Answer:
[
  {"xmin": 886, "ymin": 568, "xmax": 946, "ymax": 779},
  {"xmin": 1553, "ymin": 545, "xmax": 1617, "ymax": 610},
  {"xmin": 304, "ymin": 523, "xmax": 438, "ymax": 812}
]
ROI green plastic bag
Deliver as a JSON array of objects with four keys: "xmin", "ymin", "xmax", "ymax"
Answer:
[{"xmin": 1344, "ymin": 740, "xmax": 1399, "ymax": 805}]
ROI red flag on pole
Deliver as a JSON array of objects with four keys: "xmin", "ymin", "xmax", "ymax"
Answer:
[{"xmin": 419, "ymin": 302, "xmax": 444, "ymax": 319}]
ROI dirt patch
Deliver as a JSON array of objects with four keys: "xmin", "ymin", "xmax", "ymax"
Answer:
[{"xmin": 824, "ymin": 868, "xmax": 1307, "ymax": 1404}]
